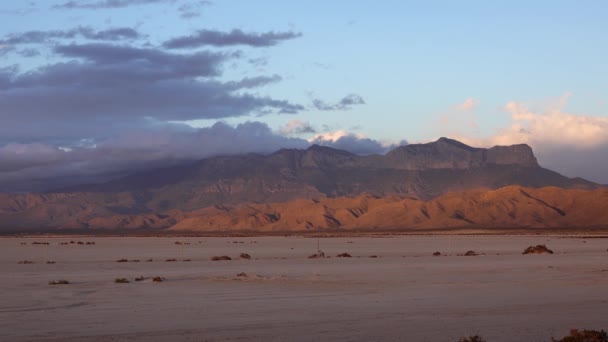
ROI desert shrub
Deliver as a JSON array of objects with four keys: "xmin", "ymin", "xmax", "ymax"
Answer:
[
  {"xmin": 239, "ymin": 253, "xmax": 251, "ymax": 259},
  {"xmin": 464, "ymin": 251, "xmax": 478, "ymax": 256},
  {"xmin": 146, "ymin": 258, "xmax": 153, "ymax": 262},
  {"xmin": 211, "ymin": 255, "xmax": 232, "ymax": 261},
  {"xmin": 77, "ymin": 241, "xmax": 84, "ymax": 245},
  {"xmin": 336, "ymin": 253, "xmax": 352, "ymax": 258},
  {"xmin": 369, "ymin": 255, "xmax": 378, "ymax": 258},
  {"xmin": 523, "ymin": 245, "xmax": 554, "ymax": 255},
  {"xmin": 308, "ymin": 251, "xmax": 325, "ymax": 259},
  {"xmin": 86, "ymin": 242, "xmax": 95, "ymax": 245},
  {"xmin": 152, "ymin": 277, "xmax": 164, "ymax": 282},
  {"xmin": 552, "ymin": 329, "xmax": 608, "ymax": 342},
  {"xmin": 433, "ymin": 252, "xmax": 441, "ymax": 256},
  {"xmin": 18, "ymin": 260, "xmax": 35, "ymax": 264},
  {"xmin": 165, "ymin": 258, "xmax": 177, "ymax": 262},
  {"xmin": 32, "ymin": 242, "xmax": 50, "ymax": 245},
  {"xmin": 116, "ymin": 259, "xmax": 129, "ymax": 263},
  {"xmin": 114, "ymin": 278, "xmax": 129, "ymax": 283},
  {"xmin": 134, "ymin": 276, "xmax": 146, "ymax": 281},
  {"xmin": 48, "ymin": 280, "xmax": 69, "ymax": 285},
  {"xmin": 236, "ymin": 272, "xmax": 248, "ymax": 277},
  {"xmin": 46, "ymin": 261, "xmax": 56, "ymax": 264},
  {"xmin": 458, "ymin": 335, "xmax": 487, "ymax": 342}
]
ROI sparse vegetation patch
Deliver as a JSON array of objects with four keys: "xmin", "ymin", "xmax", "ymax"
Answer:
[
  {"xmin": 211, "ymin": 256, "xmax": 232, "ymax": 261},
  {"xmin": 114, "ymin": 278, "xmax": 129, "ymax": 283},
  {"xmin": 552, "ymin": 329, "xmax": 608, "ymax": 342},
  {"xmin": 336, "ymin": 253, "xmax": 352, "ymax": 258},
  {"xmin": 458, "ymin": 335, "xmax": 487, "ymax": 342},
  {"xmin": 48, "ymin": 280, "xmax": 69, "ymax": 285},
  {"xmin": 523, "ymin": 245, "xmax": 554, "ymax": 255},
  {"xmin": 308, "ymin": 251, "xmax": 325, "ymax": 259},
  {"xmin": 239, "ymin": 253, "xmax": 251, "ymax": 259}
]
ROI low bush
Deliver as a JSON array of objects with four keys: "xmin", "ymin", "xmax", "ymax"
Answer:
[
  {"xmin": 114, "ymin": 278, "xmax": 129, "ymax": 284},
  {"xmin": 552, "ymin": 329, "xmax": 608, "ymax": 342},
  {"xmin": 211, "ymin": 256, "xmax": 232, "ymax": 261},
  {"xmin": 336, "ymin": 253, "xmax": 352, "ymax": 258},
  {"xmin": 48, "ymin": 280, "xmax": 69, "ymax": 285},
  {"xmin": 239, "ymin": 253, "xmax": 251, "ymax": 259},
  {"xmin": 308, "ymin": 251, "xmax": 325, "ymax": 259},
  {"xmin": 458, "ymin": 335, "xmax": 487, "ymax": 342},
  {"xmin": 523, "ymin": 245, "xmax": 554, "ymax": 255}
]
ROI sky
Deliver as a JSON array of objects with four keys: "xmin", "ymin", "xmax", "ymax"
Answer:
[{"xmin": 1, "ymin": 0, "xmax": 608, "ymax": 192}]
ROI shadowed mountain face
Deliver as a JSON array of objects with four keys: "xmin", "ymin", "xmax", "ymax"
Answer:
[{"xmin": 0, "ymin": 138, "xmax": 601, "ymax": 231}]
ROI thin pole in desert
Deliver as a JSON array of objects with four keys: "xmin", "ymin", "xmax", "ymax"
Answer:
[{"xmin": 317, "ymin": 236, "xmax": 320, "ymax": 253}]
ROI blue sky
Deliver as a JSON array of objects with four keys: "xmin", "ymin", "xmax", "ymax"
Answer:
[{"xmin": 1, "ymin": 0, "xmax": 608, "ymax": 190}]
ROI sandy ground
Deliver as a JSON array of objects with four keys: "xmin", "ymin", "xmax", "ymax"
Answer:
[{"xmin": 1, "ymin": 235, "xmax": 607, "ymax": 341}]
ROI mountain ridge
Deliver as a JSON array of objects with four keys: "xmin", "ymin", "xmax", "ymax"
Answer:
[{"xmin": 0, "ymin": 138, "xmax": 602, "ymax": 231}]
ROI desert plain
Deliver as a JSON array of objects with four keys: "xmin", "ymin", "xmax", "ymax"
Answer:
[{"xmin": 1, "ymin": 235, "xmax": 607, "ymax": 341}]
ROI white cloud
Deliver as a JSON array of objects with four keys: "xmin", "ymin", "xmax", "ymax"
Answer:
[
  {"xmin": 456, "ymin": 98, "xmax": 479, "ymax": 112},
  {"xmin": 279, "ymin": 120, "xmax": 316, "ymax": 136},
  {"xmin": 457, "ymin": 93, "xmax": 608, "ymax": 183}
]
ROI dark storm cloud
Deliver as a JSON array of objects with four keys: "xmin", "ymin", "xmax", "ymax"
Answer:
[
  {"xmin": 0, "ymin": 121, "xmax": 310, "ymax": 192},
  {"xmin": 0, "ymin": 121, "xmax": 398, "ymax": 192},
  {"xmin": 313, "ymin": 94, "xmax": 366, "ymax": 111},
  {"xmin": 0, "ymin": 27, "xmax": 141, "ymax": 45},
  {"xmin": 163, "ymin": 29, "xmax": 302, "ymax": 49},
  {"xmin": 53, "ymin": 0, "xmax": 178, "ymax": 10},
  {"xmin": 0, "ymin": 43, "xmax": 303, "ymax": 141}
]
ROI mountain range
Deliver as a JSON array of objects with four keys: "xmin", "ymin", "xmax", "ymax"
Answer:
[{"xmin": 0, "ymin": 138, "xmax": 604, "ymax": 232}]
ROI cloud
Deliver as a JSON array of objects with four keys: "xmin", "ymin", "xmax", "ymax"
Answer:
[
  {"xmin": 0, "ymin": 43, "xmax": 303, "ymax": 141},
  {"xmin": 457, "ymin": 94, "xmax": 608, "ymax": 183},
  {"xmin": 0, "ymin": 116, "xmax": 408, "ymax": 192},
  {"xmin": 0, "ymin": 45, "xmax": 13, "ymax": 56},
  {"xmin": 0, "ymin": 121, "xmax": 404, "ymax": 192},
  {"xmin": 456, "ymin": 97, "xmax": 479, "ymax": 112},
  {"xmin": 0, "ymin": 27, "xmax": 141, "ymax": 46},
  {"xmin": 308, "ymin": 130, "xmax": 404, "ymax": 155},
  {"xmin": 312, "ymin": 94, "xmax": 366, "ymax": 111},
  {"xmin": 178, "ymin": 1, "xmax": 211, "ymax": 19},
  {"xmin": 16, "ymin": 48, "xmax": 41, "ymax": 57},
  {"xmin": 53, "ymin": 0, "xmax": 180, "ymax": 10},
  {"xmin": 163, "ymin": 29, "xmax": 302, "ymax": 49},
  {"xmin": 280, "ymin": 120, "xmax": 317, "ymax": 135}
]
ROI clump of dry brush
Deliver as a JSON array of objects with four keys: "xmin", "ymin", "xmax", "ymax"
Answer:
[
  {"xmin": 211, "ymin": 256, "xmax": 232, "ymax": 261},
  {"xmin": 523, "ymin": 245, "xmax": 554, "ymax": 255},
  {"xmin": 552, "ymin": 329, "xmax": 608, "ymax": 342}
]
